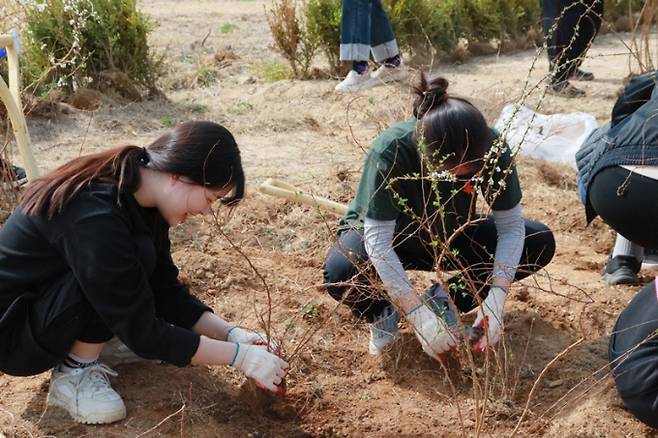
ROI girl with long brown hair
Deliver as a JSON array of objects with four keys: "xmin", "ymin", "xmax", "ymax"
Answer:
[{"xmin": 0, "ymin": 121, "xmax": 287, "ymax": 424}]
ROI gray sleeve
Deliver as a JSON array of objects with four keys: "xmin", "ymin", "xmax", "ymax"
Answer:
[
  {"xmin": 363, "ymin": 217, "xmax": 414, "ymax": 300},
  {"xmin": 492, "ymin": 203, "xmax": 525, "ymax": 283}
]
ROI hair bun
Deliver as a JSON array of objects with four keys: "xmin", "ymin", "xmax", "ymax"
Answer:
[{"xmin": 413, "ymin": 73, "xmax": 449, "ymax": 119}]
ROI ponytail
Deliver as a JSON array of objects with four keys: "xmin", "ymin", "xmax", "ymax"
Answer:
[
  {"xmin": 20, "ymin": 146, "xmax": 145, "ymax": 218},
  {"xmin": 412, "ymin": 73, "xmax": 449, "ymax": 119}
]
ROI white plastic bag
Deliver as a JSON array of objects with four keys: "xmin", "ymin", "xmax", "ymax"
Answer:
[{"xmin": 494, "ymin": 104, "xmax": 598, "ymax": 168}]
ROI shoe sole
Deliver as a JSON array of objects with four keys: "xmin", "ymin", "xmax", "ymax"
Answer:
[
  {"xmin": 335, "ymin": 80, "xmax": 378, "ymax": 93},
  {"xmin": 371, "ymin": 70, "xmax": 410, "ymax": 85},
  {"xmin": 47, "ymin": 392, "xmax": 126, "ymax": 424}
]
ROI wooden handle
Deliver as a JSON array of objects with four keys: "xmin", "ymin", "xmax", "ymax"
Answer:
[
  {"xmin": 0, "ymin": 75, "xmax": 39, "ymax": 180},
  {"xmin": 258, "ymin": 179, "xmax": 347, "ymax": 216}
]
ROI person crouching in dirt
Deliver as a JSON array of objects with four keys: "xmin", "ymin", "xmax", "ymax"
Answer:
[
  {"xmin": 0, "ymin": 121, "xmax": 288, "ymax": 425},
  {"xmin": 575, "ymin": 70, "xmax": 658, "ymax": 427},
  {"xmin": 576, "ymin": 70, "xmax": 658, "ymax": 286},
  {"xmin": 323, "ymin": 74, "xmax": 556, "ymax": 360}
]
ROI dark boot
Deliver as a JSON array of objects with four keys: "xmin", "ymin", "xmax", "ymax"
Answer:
[{"xmin": 602, "ymin": 255, "xmax": 641, "ymax": 285}]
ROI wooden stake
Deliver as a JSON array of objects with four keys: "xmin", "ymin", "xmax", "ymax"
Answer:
[
  {"xmin": 0, "ymin": 31, "xmax": 39, "ymax": 180},
  {"xmin": 258, "ymin": 178, "xmax": 348, "ymax": 215}
]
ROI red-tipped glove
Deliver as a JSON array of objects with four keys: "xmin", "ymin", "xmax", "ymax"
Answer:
[{"xmin": 230, "ymin": 343, "xmax": 288, "ymax": 394}]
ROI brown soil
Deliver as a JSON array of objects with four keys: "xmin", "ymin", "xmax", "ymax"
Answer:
[{"xmin": 2, "ymin": 2, "xmax": 658, "ymax": 437}]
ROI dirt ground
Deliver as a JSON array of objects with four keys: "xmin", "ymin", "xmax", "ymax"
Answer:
[{"xmin": 2, "ymin": 1, "xmax": 658, "ymax": 436}]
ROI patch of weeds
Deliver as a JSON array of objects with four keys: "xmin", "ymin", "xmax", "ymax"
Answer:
[
  {"xmin": 195, "ymin": 65, "xmax": 217, "ymax": 87},
  {"xmin": 188, "ymin": 103, "xmax": 208, "ymax": 114},
  {"xmin": 300, "ymin": 302, "xmax": 321, "ymax": 320},
  {"xmin": 220, "ymin": 23, "xmax": 239, "ymax": 33},
  {"xmin": 160, "ymin": 115, "xmax": 176, "ymax": 127},
  {"xmin": 228, "ymin": 99, "xmax": 255, "ymax": 115},
  {"xmin": 250, "ymin": 61, "xmax": 291, "ymax": 82}
]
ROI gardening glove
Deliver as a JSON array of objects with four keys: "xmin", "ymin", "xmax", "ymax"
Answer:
[
  {"xmin": 406, "ymin": 304, "xmax": 458, "ymax": 360},
  {"xmin": 473, "ymin": 286, "xmax": 507, "ymax": 351},
  {"xmin": 227, "ymin": 326, "xmax": 278, "ymax": 351},
  {"xmin": 230, "ymin": 343, "xmax": 288, "ymax": 393}
]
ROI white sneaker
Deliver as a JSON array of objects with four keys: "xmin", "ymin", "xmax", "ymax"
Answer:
[
  {"xmin": 99, "ymin": 337, "xmax": 149, "ymax": 367},
  {"xmin": 335, "ymin": 70, "xmax": 375, "ymax": 93},
  {"xmin": 368, "ymin": 305, "xmax": 400, "ymax": 355},
  {"xmin": 370, "ymin": 63, "xmax": 410, "ymax": 85},
  {"xmin": 47, "ymin": 363, "xmax": 126, "ymax": 424}
]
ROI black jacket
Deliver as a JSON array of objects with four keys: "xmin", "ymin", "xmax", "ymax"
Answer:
[
  {"xmin": 0, "ymin": 182, "xmax": 210, "ymax": 367},
  {"xmin": 576, "ymin": 71, "xmax": 658, "ymax": 222}
]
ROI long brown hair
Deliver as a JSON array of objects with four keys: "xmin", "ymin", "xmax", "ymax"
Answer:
[{"xmin": 20, "ymin": 121, "xmax": 245, "ymax": 218}]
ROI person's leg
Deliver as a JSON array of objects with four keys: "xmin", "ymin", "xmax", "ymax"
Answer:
[
  {"xmin": 609, "ymin": 280, "xmax": 658, "ymax": 428},
  {"xmin": 40, "ymin": 295, "xmax": 126, "ymax": 424},
  {"xmin": 340, "ymin": 0, "xmax": 372, "ymax": 63},
  {"xmin": 440, "ymin": 217, "xmax": 556, "ymax": 313},
  {"xmin": 540, "ymin": 0, "xmax": 561, "ymax": 74},
  {"xmin": 570, "ymin": 0, "xmax": 603, "ymax": 80},
  {"xmin": 368, "ymin": 0, "xmax": 409, "ymax": 84},
  {"xmin": 543, "ymin": 0, "xmax": 586, "ymax": 97},
  {"xmin": 324, "ymin": 228, "xmax": 393, "ymax": 321},
  {"xmin": 337, "ymin": 0, "xmax": 376, "ymax": 92},
  {"xmin": 323, "ymin": 228, "xmax": 401, "ymax": 354},
  {"xmin": 563, "ymin": 0, "xmax": 602, "ymax": 81},
  {"xmin": 589, "ymin": 166, "xmax": 658, "ymax": 249},
  {"xmin": 369, "ymin": 0, "xmax": 398, "ymax": 63}
]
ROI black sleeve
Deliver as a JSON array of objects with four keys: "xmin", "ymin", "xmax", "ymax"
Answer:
[
  {"xmin": 150, "ymin": 229, "xmax": 212, "ymax": 330},
  {"xmin": 53, "ymin": 203, "xmax": 200, "ymax": 367},
  {"xmin": 611, "ymin": 71, "xmax": 657, "ymax": 128}
]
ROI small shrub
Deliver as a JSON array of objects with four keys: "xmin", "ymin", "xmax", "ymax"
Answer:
[
  {"xmin": 266, "ymin": 0, "xmax": 318, "ymax": 79},
  {"xmin": 305, "ymin": 0, "xmax": 342, "ymax": 74},
  {"xmin": 19, "ymin": 0, "xmax": 159, "ymax": 98},
  {"xmin": 195, "ymin": 64, "xmax": 216, "ymax": 87}
]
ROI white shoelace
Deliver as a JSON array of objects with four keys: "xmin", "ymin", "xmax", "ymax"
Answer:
[{"xmin": 80, "ymin": 363, "xmax": 118, "ymax": 391}]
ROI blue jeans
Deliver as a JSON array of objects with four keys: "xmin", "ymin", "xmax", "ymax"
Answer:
[{"xmin": 340, "ymin": 0, "xmax": 399, "ymax": 62}]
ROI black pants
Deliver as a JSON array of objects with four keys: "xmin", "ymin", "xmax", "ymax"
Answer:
[
  {"xmin": 540, "ymin": 0, "xmax": 603, "ymax": 83},
  {"xmin": 609, "ymin": 281, "xmax": 658, "ymax": 429},
  {"xmin": 0, "ymin": 273, "xmax": 113, "ymax": 376},
  {"xmin": 589, "ymin": 166, "xmax": 658, "ymax": 249},
  {"xmin": 323, "ymin": 217, "xmax": 555, "ymax": 322}
]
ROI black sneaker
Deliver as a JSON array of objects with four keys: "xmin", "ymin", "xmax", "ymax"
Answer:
[
  {"xmin": 602, "ymin": 255, "xmax": 641, "ymax": 285},
  {"xmin": 547, "ymin": 80, "xmax": 586, "ymax": 98},
  {"xmin": 0, "ymin": 158, "xmax": 28, "ymax": 189},
  {"xmin": 570, "ymin": 69, "xmax": 595, "ymax": 81}
]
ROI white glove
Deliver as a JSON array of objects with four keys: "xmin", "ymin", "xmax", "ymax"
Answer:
[
  {"xmin": 473, "ymin": 286, "xmax": 507, "ymax": 350},
  {"xmin": 227, "ymin": 326, "xmax": 276, "ymax": 350},
  {"xmin": 406, "ymin": 304, "xmax": 458, "ymax": 360},
  {"xmin": 230, "ymin": 343, "xmax": 288, "ymax": 393}
]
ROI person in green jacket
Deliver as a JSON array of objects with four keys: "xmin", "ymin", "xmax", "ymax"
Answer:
[{"xmin": 323, "ymin": 74, "xmax": 555, "ymax": 358}]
